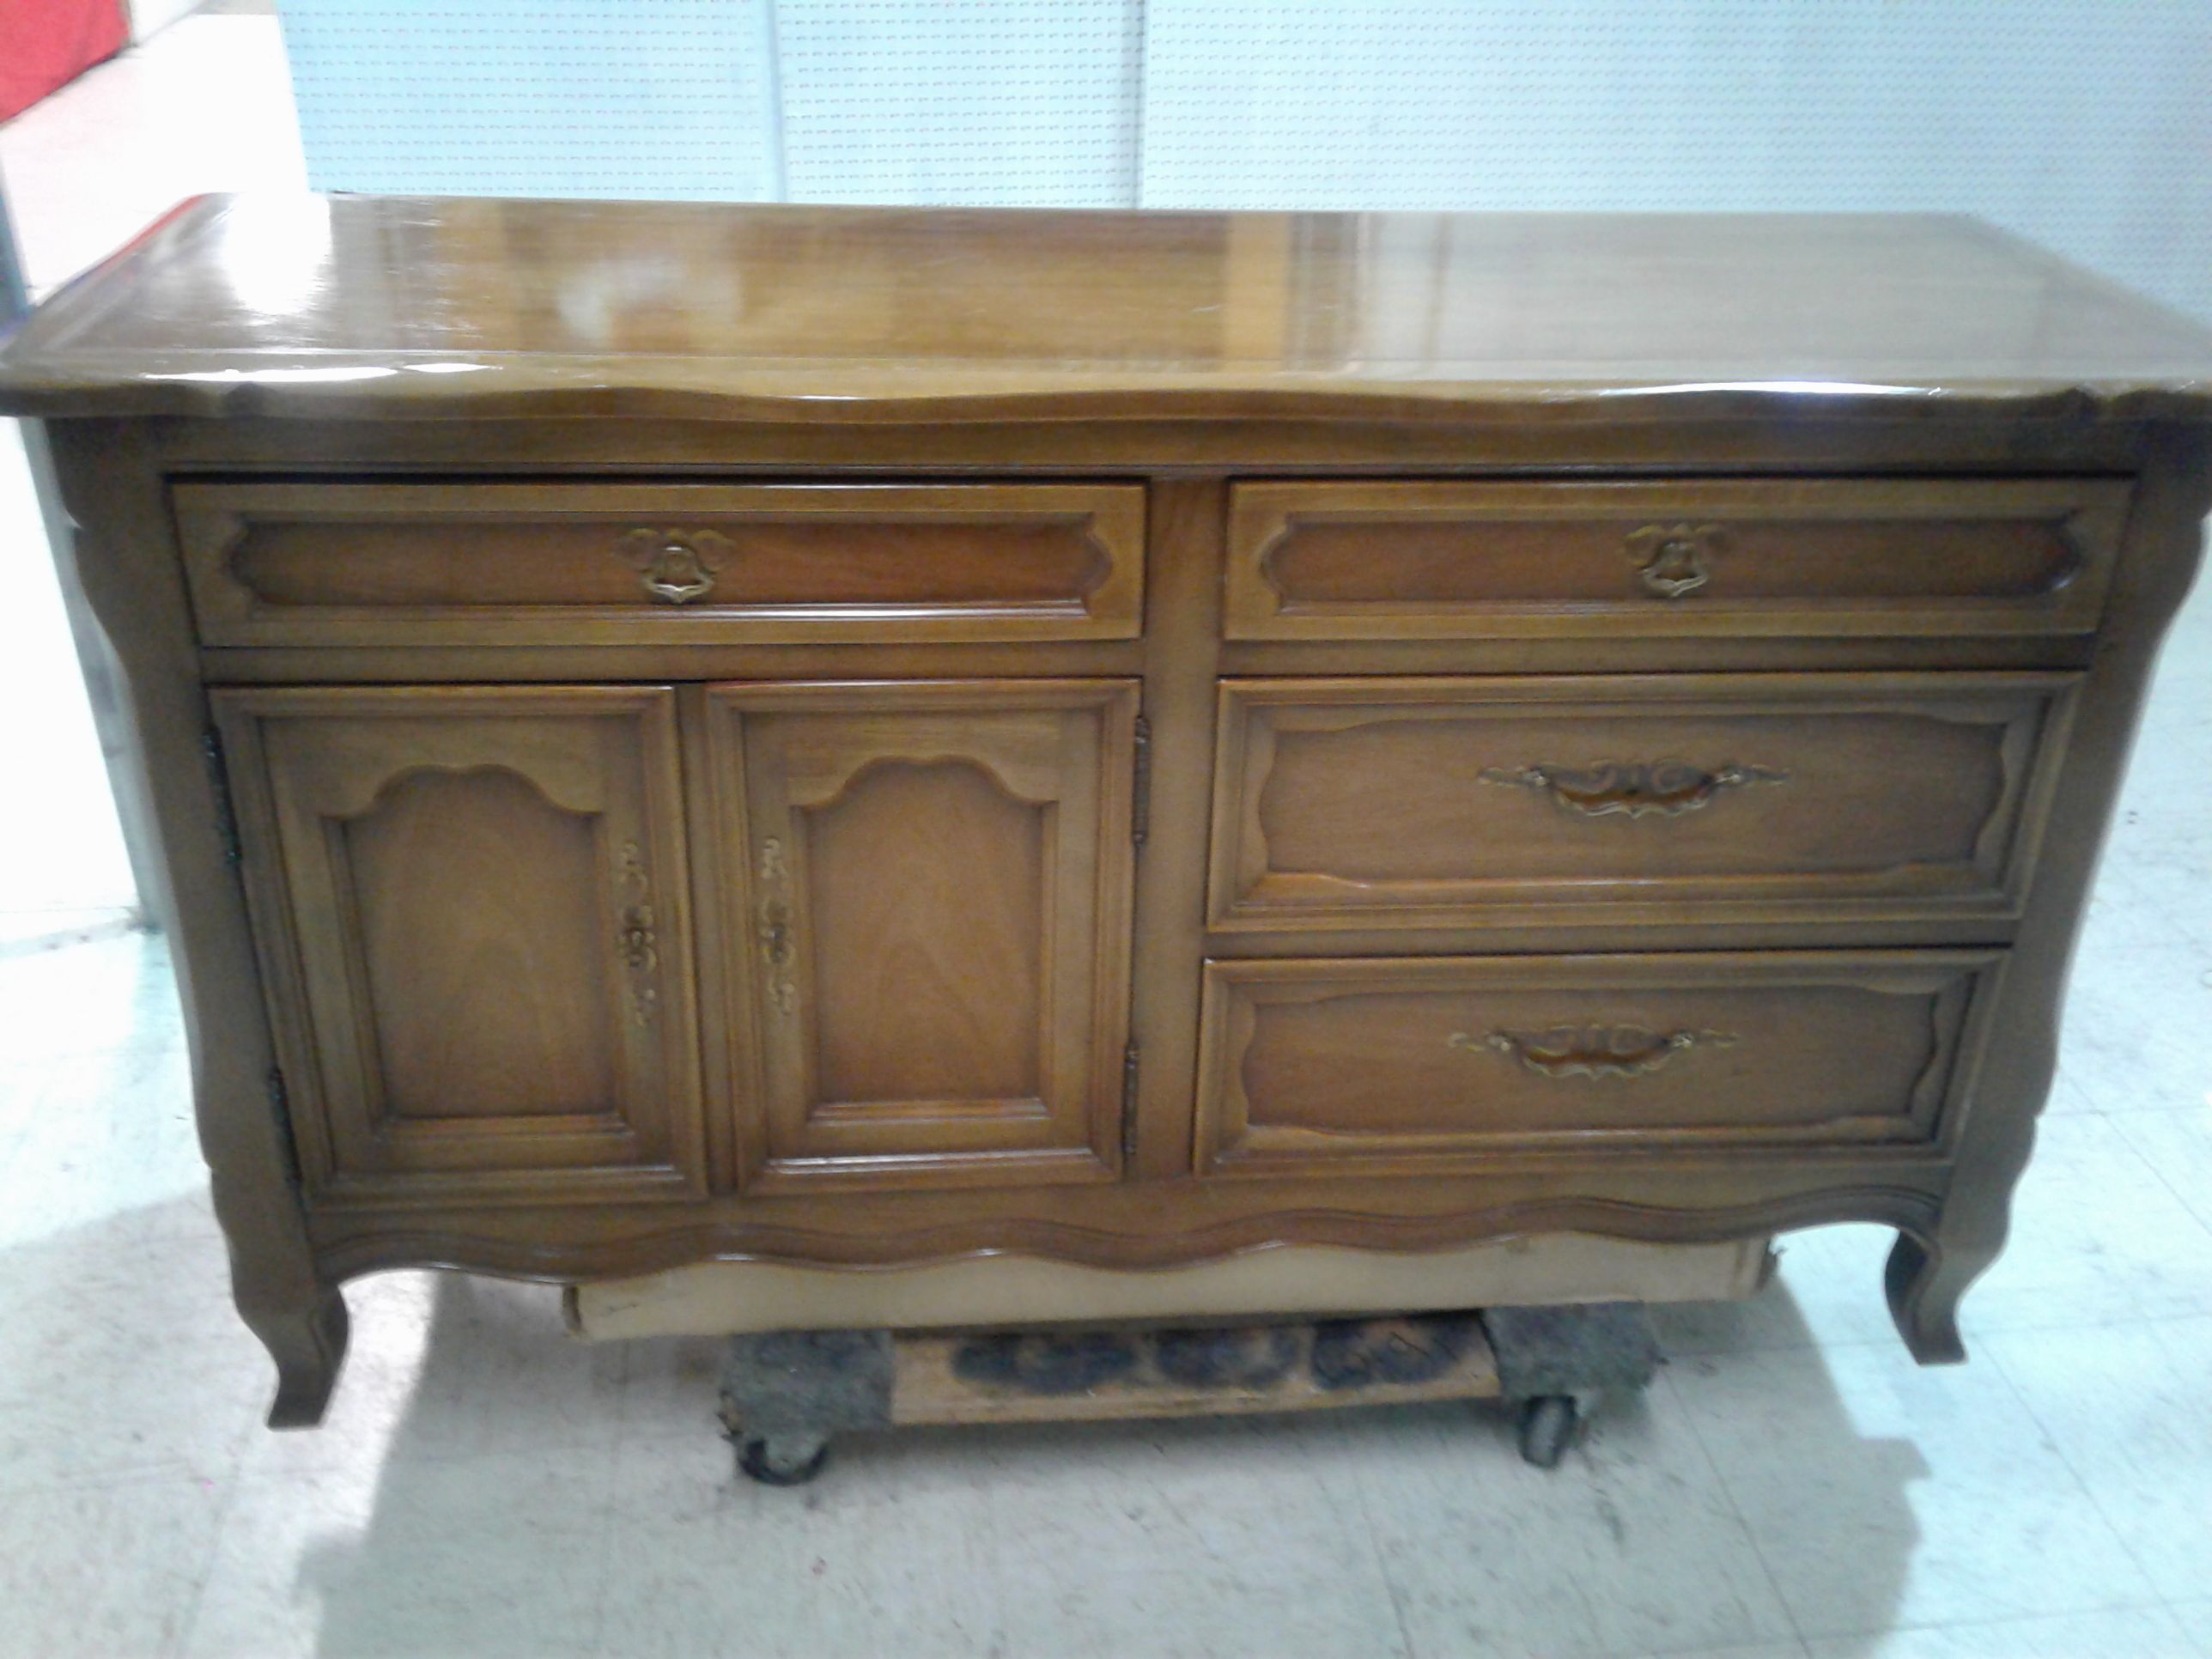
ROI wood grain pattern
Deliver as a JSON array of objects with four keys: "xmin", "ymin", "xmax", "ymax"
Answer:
[
  {"xmin": 6, "ymin": 198, "xmax": 2212, "ymax": 425},
  {"xmin": 300, "ymin": 1178, "xmax": 1951, "ymax": 1285},
  {"xmin": 697, "ymin": 680, "xmax": 1138, "ymax": 1191},
  {"xmin": 1208, "ymin": 674, "xmax": 2075, "ymax": 934},
  {"xmin": 1225, "ymin": 478, "xmax": 2131, "ymax": 641},
  {"xmin": 1195, "ymin": 952, "xmax": 2004, "ymax": 1176},
  {"xmin": 176, "ymin": 481, "xmax": 1144, "ymax": 647},
  {"xmin": 212, "ymin": 686, "xmax": 707, "ymax": 1206},
  {"xmin": 1884, "ymin": 428, "xmax": 2212, "ymax": 1361},
  {"xmin": 46, "ymin": 420, "xmax": 349, "ymax": 1428},
  {"xmin": 10, "ymin": 199, "xmax": 2211, "ymax": 1418}
]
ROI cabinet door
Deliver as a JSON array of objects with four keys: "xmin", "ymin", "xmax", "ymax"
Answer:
[
  {"xmin": 699, "ymin": 680, "xmax": 1139, "ymax": 1189},
  {"xmin": 213, "ymin": 687, "xmax": 704, "ymax": 1206}
]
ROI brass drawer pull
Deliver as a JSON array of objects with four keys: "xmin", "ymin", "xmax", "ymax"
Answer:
[
  {"xmin": 757, "ymin": 836, "xmax": 799, "ymax": 1016},
  {"xmin": 616, "ymin": 841, "xmax": 659, "ymax": 1028},
  {"xmin": 619, "ymin": 527, "xmax": 732, "ymax": 605},
  {"xmin": 1452, "ymin": 1024, "xmax": 1737, "ymax": 1080},
  {"xmin": 1477, "ymin": 758, "xmax": 1786, "ymax": 819},
  {"xmin": 1626, "ymin": 522, "xmax": 1721, "ymax": 599}
]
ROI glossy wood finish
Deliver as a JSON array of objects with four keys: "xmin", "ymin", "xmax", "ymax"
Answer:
[
  {"xmin": 6, "ymin": 197, "xmax": 2211, "ymax": 1427},
  {"xmin": 696, "ymin": 681, "xmax": 1137, "ymax": 1191},
  {"xmin": 6, "ymin": 199, "xmax": 2212, "ymax": 424},
  {"xmin": 1196, "ymin": 952, "xmax": 2002, "ymax": 1176},
  {"xmin": 1225, "ymin": 479, "xmax": 2130, "ymax": 641},
  {"xmin": 212, "ymin": 687, "xmax": 706, "ymax": 1206},
  {"xmin": 176, "ymin": 482, "xmax": 1145, "ymax": 647},
  {"xmin": 1209, "ymin": 674, "xmax": 2075, "ymax": 934}
]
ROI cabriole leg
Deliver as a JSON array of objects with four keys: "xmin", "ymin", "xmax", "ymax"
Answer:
[
  {"xmin": 241, "ymin": 1280, "xmax": 350, "ymax": 1428},
  {"xmin": 1884, "ymin": 1231, "xmax": 1991, "ymax": 1365}
]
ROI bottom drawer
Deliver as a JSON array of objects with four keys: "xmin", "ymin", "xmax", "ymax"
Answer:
[{"xmin": 1194, "ymin": 951, "xmax": 2002, "ymax": 1176}]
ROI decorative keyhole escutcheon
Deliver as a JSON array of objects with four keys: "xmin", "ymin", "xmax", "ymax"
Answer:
[
  {"xmin": 619, "ymin": 526, "xmax": 732, "ymax": 605},
  {"xmin": 615, "ymin": 841, "xmax": 659, "ymax": 1028},
  {"xmin": 757, "ymin": 837, "xmax": 799, "ymax": 1016},
  {"xmin": 1625, "ymin": 522, "xmax": 1722, "ymax": 599}
]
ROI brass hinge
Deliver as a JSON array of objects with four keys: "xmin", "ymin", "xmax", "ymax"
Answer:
[
  {"xmin": 1120, "ymin": 1042, "xmax": 1141, "ymax": 1162},
  {"xmin": 1131, "ymin": 714, "xmax": 1152, "ymax": 847},
  {"xmin": 203, "ymin": 725, "xmax": 243, "ymax": 869},
  {"xmin": 266, "ymin": 1065, "xmax": 304, "ymax": 1192}
]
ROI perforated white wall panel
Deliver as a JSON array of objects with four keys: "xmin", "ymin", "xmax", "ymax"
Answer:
[
  {"xmin": 275, "ymin": 1, "xmax": 2212, "ymax": 321},
  {"xmin": 1139, "ymin": 1, "xmax": 2212, "ymax": 324},
  {"xmin": 774, "ymin": 1, "xmax": 1144, "ymax": 207},
  {"xmin": 281, "ymin": 0, "xmax": 778, "ymax": 200}
]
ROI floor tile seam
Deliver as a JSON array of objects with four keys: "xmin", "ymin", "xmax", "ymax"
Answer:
[
  {"xmin": 1792, "ymin": 1593, "xmax": 2189, "ymax": 1651},
  {"xmin": 0, "ymin": 1454, "xmax": 221, "ymax": 1499},
  {"xmin": 1973, "ymin": 1332, "xmax": 2179, "ymax": 1611},
  {"xmin": 165, "ymin": 1443, "xmax": 258, "ymax": 1659},
  {"xmin": 1957, "ymin": 1299, "xmax": 2212, "ymax": 1350},
  {"xmin": 1327, "ymin": 1420, "xmax": 1425, "ymax": 1659},
  {"xmin": 1647, "ymin": 1364, "xmax": 1815, "ymax": 1659},
  {"xmin": 2106, "ymin": 1111, "xmax": 2212, "ymax": 1235}
]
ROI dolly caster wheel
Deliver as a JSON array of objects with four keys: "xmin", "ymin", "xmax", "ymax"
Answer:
[
  {"xmin": 735, "ymin": 1433, "xmax": 830, "ymax": 1487},
  {"xmin": 1516, "ymin": 1395, "xmax": 1579, "ymax": 1469}
]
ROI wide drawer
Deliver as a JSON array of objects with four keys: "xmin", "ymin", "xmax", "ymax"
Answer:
[
  {"xmin": 1195, "ymin": 951, "xmax": 2003, "ymax": 1175},
  {"xmin": 1208, "ymin": 673, "xmax": 2075, "ymax": 933},
  {"xmin": 1224, "ymin": 477, "xmax": 2130, "ymax": 641},
  {"xmin": 175, "ymin": 481, "xmax": 1145, "ymax": 647}
]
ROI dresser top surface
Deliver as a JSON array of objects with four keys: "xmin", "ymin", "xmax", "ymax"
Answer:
[{"xmin": 6, "ymin": 193, "xmax": 2212, "ymax": 424}]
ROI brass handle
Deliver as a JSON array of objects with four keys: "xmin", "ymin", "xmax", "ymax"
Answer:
[
  {"xmin": 616, "ymin": 842, "xmax": 659, "ymax": 1028},
  {"xmin": 1626, "ymin": 522, "xmax": 1721, "ymax": 599},
  {"xmin": 757, "ymin": 836, "xmax": 798, "ymax": 1016},
  {"xmin": 1476, "ymin": 758, "xmax": 1786, "ymax": 820},
  {"xmin": 618, "ymin": 526, "xmax": 732, "ymax": 606},
  {"xmin": 1451, "ymin": 1024, "xmax": 1736, "ymax": 1081}
]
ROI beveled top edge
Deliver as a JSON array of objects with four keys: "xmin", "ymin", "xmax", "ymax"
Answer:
[{"xmin": 4, "ymin": 193, "xmax": 2211, "ymax": 425}]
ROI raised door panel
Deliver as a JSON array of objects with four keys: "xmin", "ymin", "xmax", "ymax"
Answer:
[
  {"xmin": 1224, "ymin": 478, "xmax": 2130, "ymax": 641},
  {"xmin": 1209, "ymin": 674, "xmax": 2075, "ymax": 933},
  {"xmin": 176, "ymin": 481, "xmax": 1145, "ymax": 647},
  {"xmin": 1196, "ymin": 952, "xmax": 2005, "ymax": 1177},
  {"xmin": 212, "ymin": 686, "xmax": 704, "ymax": 1206},
  {"xmin": 700, "ymin": 680, "xmax": 1138, "ymax": 1190}
]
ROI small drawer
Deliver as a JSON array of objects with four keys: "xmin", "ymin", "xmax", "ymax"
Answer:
[
  {"xmin": 1195, "ymin": 951, "xmax": 2002, "ymax": 1176},
  {"xmin": 1224, "ymin": 477, "xmax": 2129, "ymax": 641},
  {"xmin": 1208, "ymin": 673, "xmax": 2074, "ymax": 933},
  {"xmin": 175, "ymin": 481, "xmax": 1145, "ymax": 647}
]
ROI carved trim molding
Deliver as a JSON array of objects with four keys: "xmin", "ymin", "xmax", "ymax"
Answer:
[{"xmin": 310, "ymin": 1186, "xmax": 1946, "ymax": 1284}]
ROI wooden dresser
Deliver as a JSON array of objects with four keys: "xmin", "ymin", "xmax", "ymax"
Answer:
[{"xmin": 5, "ymin": 198, "xmax": 2209, "ymax": 1427}]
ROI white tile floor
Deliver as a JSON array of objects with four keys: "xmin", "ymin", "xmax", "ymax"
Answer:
[
  {"xmin": 5, "ymin": 15, "xmax": 2212, "ymax": 1659},
  {"xmin": 9, "ymin": 879, "xmax": 2212, "ymax": 1659}
]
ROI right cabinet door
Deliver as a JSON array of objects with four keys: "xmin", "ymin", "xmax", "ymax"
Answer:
[{"xmin": 698, "ymin": 680, "xmax": 1139, "ymax": 1190}]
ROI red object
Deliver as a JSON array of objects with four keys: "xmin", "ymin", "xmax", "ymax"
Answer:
[{"xmin": 1, "ymin": 0, "xmax": 129, "ymax": 124}]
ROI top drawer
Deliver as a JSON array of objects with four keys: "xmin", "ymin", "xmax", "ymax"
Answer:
[
  {"xmin": 174, "ymin": 482, "xmax": 1146, "ymax": 647},
  {"xmin": 1224, "ymin": 478, "xmax": 2130, "ymax": 641}
]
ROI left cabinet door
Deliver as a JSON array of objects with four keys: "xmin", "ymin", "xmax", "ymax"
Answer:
[{"xmin": 211, "ymin": 687, "xmax": 706, "ymax": 1206}]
